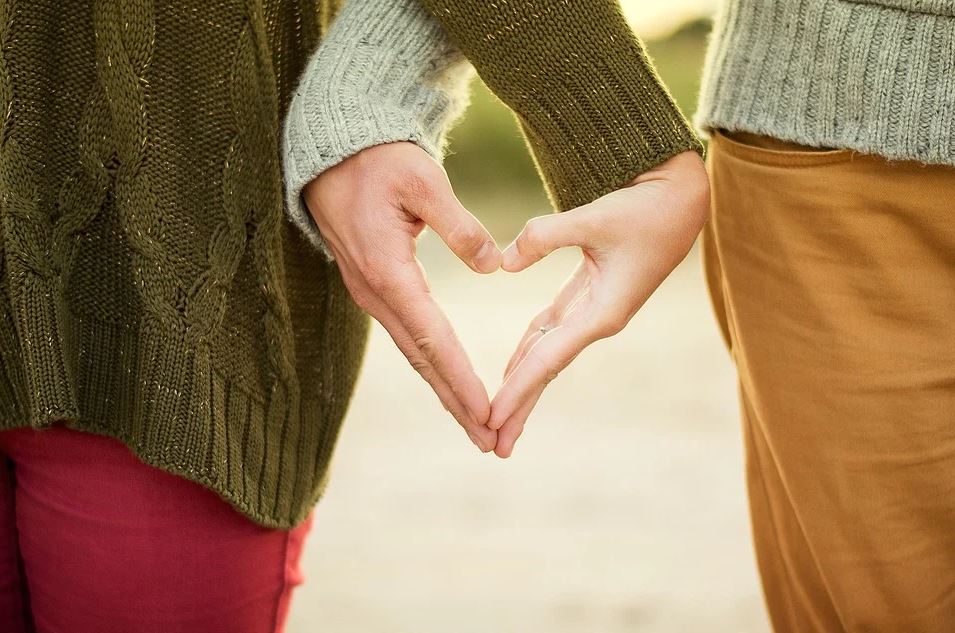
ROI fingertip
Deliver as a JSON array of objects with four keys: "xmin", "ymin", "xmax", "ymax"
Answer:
[
  {"xmin": 470, "ymin": 400, "xmax": 492, "ymax": 429},
  {"xmin": 501, "ymin": 245, "xmax": 524, "ymax": 272},
  {"xmin": 467, "ymin": 427, "xmax": 496, "ymax": 453},
  {"xmin": 495, "ymin": 429, "xmax": 518, "ymax": 457},
  {"xmin": 459, "ymin": 380, "xmax": 491, "ymax": 430},
  {"xmin": 472, "ymin": 240, "xmax": 502, "ymax": 274},
  {"xmin": 487, "ymin": 415, "xmax": 506, "ymax": 431},
  {"xmin": 487, "ymin": 402, "xmax": 508, "ymax": 430},
  {"xmin": 497, "ymin": 415, "xmax": 527, "ymax": 459},
  {"xmin": 502, "ymin": 250, "xmax": 534, "ymax": 273}
]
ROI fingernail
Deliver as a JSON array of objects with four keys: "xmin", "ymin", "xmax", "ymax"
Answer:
[
  {"xmin": 473, "ymin": 240, "xmax": 500, "ymax": 272},
  {"xmin": 501, "ymin": 244, "xmax": 518, "ymax": 270},
  {"xmin": 466, "ymin": 431, "xmax": 486, "ymax": 452}
]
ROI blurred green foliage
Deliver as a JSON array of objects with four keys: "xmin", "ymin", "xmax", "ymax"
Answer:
[{"xmin": 443, "ymin": 19, "xmax": 711, "ymax": 238}]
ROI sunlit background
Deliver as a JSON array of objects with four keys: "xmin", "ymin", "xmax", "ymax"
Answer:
[
  {"xmin": 288, "ymin": 2, "xmax": 772, "ymax": 631},
  {"xmin": 622, "ymin": 0, "xmax": 719, "ymax": 38}
]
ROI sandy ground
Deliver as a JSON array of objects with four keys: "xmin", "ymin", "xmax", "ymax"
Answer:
[{"xmin": 286, "ymin": 232, "xmax": 772, "ymax": 633}]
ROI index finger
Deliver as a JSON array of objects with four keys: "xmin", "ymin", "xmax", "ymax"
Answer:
[
  {"xmin": 489, "ymin": 318, "xmax": 602, "ymax": 450},
  {"xmin": 400, "ymin": 167, "xmax": 501, "ymax": 274},
  {"xmin": 379, "ymin": 263, "xmax": 492, "ymax": 428}
]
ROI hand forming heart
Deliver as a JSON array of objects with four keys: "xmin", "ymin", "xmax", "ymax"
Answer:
[{"xmin": 304, "ymin": 143, "xmax": 709, "ymax": 457}]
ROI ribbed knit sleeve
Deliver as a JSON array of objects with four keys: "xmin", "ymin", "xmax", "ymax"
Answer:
[
  {"xmin": 418, "ymin": 0, "xmax": 704, "ymax": 212},
  {"xmin": 282, "ymin": 0, "xmax": 473, "ymax": 258}
]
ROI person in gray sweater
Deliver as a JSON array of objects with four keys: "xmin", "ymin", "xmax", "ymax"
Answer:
[
  {"xmin": 695, "ymin": 3, "xmax": 955, "ymax": 632},
  {"xmin": 288, "ymin": 1, "xmax": 955, "ymax": 631}
]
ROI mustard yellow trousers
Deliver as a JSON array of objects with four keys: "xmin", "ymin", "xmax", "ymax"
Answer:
[{"xmin": 704, "ymin": 130, "xmax": 955, "ymax": 633}]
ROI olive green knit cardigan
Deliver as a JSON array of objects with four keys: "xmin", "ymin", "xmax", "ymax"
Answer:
[{"xmin": 0, "ymin": 0, "xmax": 699, "ymax": 528}]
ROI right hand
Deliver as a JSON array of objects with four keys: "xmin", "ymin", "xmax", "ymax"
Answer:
[
  {"xmin": 302, "ymin": 142, "xmax": 501, "ymax": 452},
  {"xmin": 489, "ymin": 150, "xmax": 710, "ymax": 457}
]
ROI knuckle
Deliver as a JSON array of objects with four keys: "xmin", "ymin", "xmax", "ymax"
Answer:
[
  {"xmin": 443, "ymin": 367, "xmax": 471, "ymax": 395},
  {"xmin": 576, "ymin": 210, "xmax": 604, "ymax": 238},
  {"xmin": 518, "ymin": 218, "xmax": 545, "ymax": 254},
  {"xmin": 407, "ymin": 354, "xmax": 431, "ymax": 375},
  {"xmin": 599, "ymin": 311, "xmax": 631, "ymax": 338},
  {"xmin": 694, "ymin": 175, "xmax": 712, "ymax": 205},
  {"xmin": 605, "ymin": 319, "xmax": 627, "ymax": 337},
  {"xmin": 448, "ymin": 222, "xmax": 485, "ymax": 253},
  {"xmin": 525, "ymin": 351, "xmax": 560, "ymax": 386},
  {"xmin": 349, "ymin": 288, "xmax": 374, "ymax": 311},
  {"xmin": 682, "ymin": 169, "xmax": 712, "ymax": 227},
  {"xmin": 692, "ymin": 181, "xmax": 712, "ymax": 225},
  {"xmin": 399, "ymin": 166, "xmax": 439, "ymax": 202},
  {"xmin": 543, "ymin": 366, "xmax": 561, "ymax": 386},
  {"xmin": 340, "ymin": 275, "xmax": 374, "ymax": 311},
  {"xmin": 361, "ymin": 265, "xmax": 393, "ymax": 294},
  {"xmin": 355, "ymin": 253, "xmax": 401, "ymax": 291},
  {"xmin": 413, "ymin": 335, "xmax": 439, "ymax": 361},
  {"xmin": 356, "ymin": 259, "xmax": 379, "ymax": 283}
]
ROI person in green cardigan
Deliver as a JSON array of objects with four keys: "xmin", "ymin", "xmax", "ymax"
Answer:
[{"xmin": 0, "ymin": 0, "xmax": 707, "ymax": 629}]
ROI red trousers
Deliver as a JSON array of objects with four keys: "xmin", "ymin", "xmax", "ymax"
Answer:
[{"xmin": 0, "ymin": 423, "xmax": 313, "ymax": 633}]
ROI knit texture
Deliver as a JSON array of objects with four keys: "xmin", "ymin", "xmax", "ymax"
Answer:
[
  {"xmin": 697, "ymin": 0, "xmax": 955, "ymax": 165},
  {"xmin": 0, "ymin": 0, "xmax": 368, "ymax": 530},
  {"xmin": 283, "ymin": 0, "xmax": 474, "ymax": 259},
  {"xmin": 419, "ymin": 0, "xmax": 704, "ymax": 212},
  {"xmin": 0, "ymin": 0, "xmax": 699, "ymax": 529}
]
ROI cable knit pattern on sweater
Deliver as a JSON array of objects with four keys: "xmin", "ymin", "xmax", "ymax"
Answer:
[
  {"xmin": 0, "ymin": 0, "xmax": 362, "ymax": 529},
  {"xmin": 0, "ymin": 0, "xmax": 698, "ymax": 528}
]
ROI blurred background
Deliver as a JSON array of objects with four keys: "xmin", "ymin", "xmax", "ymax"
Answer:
[{"xmin": 289, "ymin": 2, "xmax": 772, "ymax": 631}]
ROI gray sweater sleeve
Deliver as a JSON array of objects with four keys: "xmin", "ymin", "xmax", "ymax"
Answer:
[{"xmin": 282, "ymin": 0, "xmax": 474, "ymax": 258}]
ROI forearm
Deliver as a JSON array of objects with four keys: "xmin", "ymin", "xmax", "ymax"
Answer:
[
  {"xmin": 282, "ymin": 0, "xmax": 474, "ymax": 257},
  {"xmin": 418, "ymin": 0, "xmax": 703, "ymax": 211}
]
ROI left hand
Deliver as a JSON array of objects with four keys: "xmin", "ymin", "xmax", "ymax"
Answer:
[
  {"xmin": 488, "ymin": 150, "xmax": 710, "ymax": 457},
  {"xmin": 302, "ymin": 143, "xmax": 501, "ymax": 453}
]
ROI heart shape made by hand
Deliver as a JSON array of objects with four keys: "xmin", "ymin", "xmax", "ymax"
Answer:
[{"xmin": 304, "ymin": 143, "xmax": 709, "ymax": 458}]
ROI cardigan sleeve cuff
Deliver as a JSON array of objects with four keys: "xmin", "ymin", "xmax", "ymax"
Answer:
[{"xmin": 419, "ymin": 0, "xmax": 703, "ymax": 212}]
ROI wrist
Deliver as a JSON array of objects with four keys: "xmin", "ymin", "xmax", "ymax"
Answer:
[{"xmin": 281, "ymin": 0, "xmax": 473, "ymax": 257}]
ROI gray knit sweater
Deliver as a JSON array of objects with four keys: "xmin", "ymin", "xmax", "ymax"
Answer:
[
  {"xmin": 696, "ymin": 0, "xmax": 955, "ymax": 165},
  {"xmin": 283, "ymin": 0, "xmax": 472, "ymax": 258}
]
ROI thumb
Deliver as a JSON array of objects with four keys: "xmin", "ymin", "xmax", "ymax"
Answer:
[
  {"xmin": 502, "ymin": 207, "xmax": 591, "ymax": 272},
  {"xmin": 403, "ymin": 169, "xmax": 501, "ymax": 274}
]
